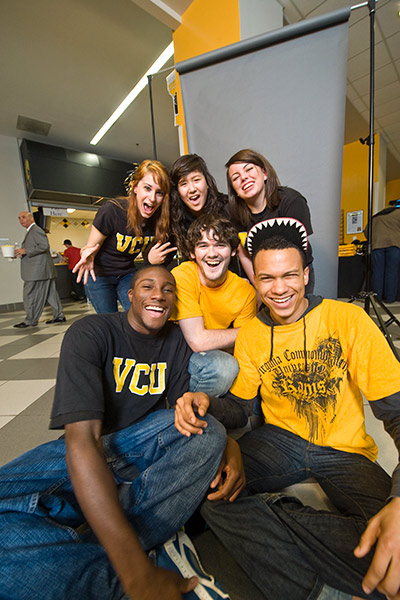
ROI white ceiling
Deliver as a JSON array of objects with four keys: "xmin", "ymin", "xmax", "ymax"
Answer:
[{"xmin": 0, "ymin": 0, "xmax": 399, "ymax": 178}]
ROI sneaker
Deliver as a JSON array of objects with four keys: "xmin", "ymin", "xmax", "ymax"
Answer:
[{"xmin": 149, "ymin": 531, "xmax": 230, "ymax": 599}]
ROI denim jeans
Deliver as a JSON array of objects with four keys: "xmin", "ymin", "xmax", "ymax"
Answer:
[
  {"xmin": 372, "ymin": 246, "xmax": 400, "ymax": 303},
  {"xmin": 0, "ymin": 410, "xmax": 226, "ymax": 599},
  {"xmin": 202, "ymin": 424, "xmax": 390, "ymax": 600},
  {"xmin": 85, "ymin": 272, "xmax": 133, "ymax": 313},
  {"xmin": 188, "ymin": 350, "xmax": 239, "ymax": 398}
]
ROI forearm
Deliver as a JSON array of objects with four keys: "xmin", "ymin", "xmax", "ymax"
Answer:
[
  {"xmin": 370, "ymin": 393, "xmax": 400, "ymax": 498},
  {"xmin": 82, "ymin": 226, "xmax": 106, "ymax": 257},
  {"xmin": 208, "ymin": 393, "xmax": 251, "ymax": 429},
  {"xmin": 237, "ymin": 244, "xmax": 255, "ymax": 285},
  {"xmin": 179, "ymin": 321, "xmax": 238, "ymax": 352},
  {"xmin": 66, "ymin": 427, "xmax": 150, "ymax": 591}
]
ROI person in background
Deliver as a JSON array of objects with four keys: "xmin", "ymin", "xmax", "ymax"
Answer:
[
  {"xmin": 367, "ymin": 201, "xmax": 400, "ymax": 303},
  {"xmin": 226, "ymin": 148, "xmax": 314, "ymax": 292},
  {"xmin": 74, "ymin": 159, "xmax": 176, "ymax": 314},
  {"xmin": 63, "ymin": 239, "xmax": 86, "ymax": 300},
  {"xmin": 13, "ymin": 211, "xmax": 65, "ymax": 328}
]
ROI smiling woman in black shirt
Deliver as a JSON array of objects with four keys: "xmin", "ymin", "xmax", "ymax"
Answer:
[{"xmin": 74, "ymin": 159, "xmax": 176, "ymax": 313}]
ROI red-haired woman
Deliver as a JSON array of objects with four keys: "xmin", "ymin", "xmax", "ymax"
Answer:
[{"xmin": 74, "ymin": 159, "xmax": 176, "ymax": 313}]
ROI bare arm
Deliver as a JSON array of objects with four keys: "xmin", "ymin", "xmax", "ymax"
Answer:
[
  {"xmin": 65, "ymin": 419, "xmax": 197, "ymax": 599},
  {"xmin": 73, "ymin": 226, "xmax": 106, "ymax": 284},
  {"xmin": 237, "ymin": 244, "xmax": 255, "ymax": 286},
  {"xmin": 178, "ymin": 316, "xmax": 238, "ymax": 353}
]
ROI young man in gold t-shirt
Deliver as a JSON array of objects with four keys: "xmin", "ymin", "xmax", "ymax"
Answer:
[
  {"xmin": 175, "ymin": 218, "xmax": 400, "ymax": 600},
  {"xmin": 171, "ymin": 214, "xmax": 256, "ymax": 399}
]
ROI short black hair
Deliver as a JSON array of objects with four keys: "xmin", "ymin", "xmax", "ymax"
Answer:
[
  {"xmin": 186, "ymin": 214, "xmax": 239, "ymax": 256},
  {"xmin": 129, "ymin": 265, "xmax": 175, "ymax": 290},
  {"xmin": 63, "ymin": 239, "xmax": 72, "ymax": 245},
  {"xmin": 253, "ymin": 235, "xmax": 307, "ymax": 269}
]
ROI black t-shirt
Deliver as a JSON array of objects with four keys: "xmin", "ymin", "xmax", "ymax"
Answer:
[
  {"xmin": 50, "ymin": 313, "xmax": 192, "ymax": 434},
  {"xmin": 93, "ymin": 200, "xmax": 158, "ymax": 277},
  {"xmin": 245, "ymin": 186, "xmax": 314, "ymax": 265}
]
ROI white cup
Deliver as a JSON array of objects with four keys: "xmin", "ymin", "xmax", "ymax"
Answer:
[{"xmin": 1, "ymin": 244, "xmax": 16, "ymax": 258}]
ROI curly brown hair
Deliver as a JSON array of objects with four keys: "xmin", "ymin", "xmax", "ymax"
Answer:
[{"xmin": 186, "ymin": 213, "xmax": 240, "ymax": 257}]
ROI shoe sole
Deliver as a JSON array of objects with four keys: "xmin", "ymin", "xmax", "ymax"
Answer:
[{"xmin": 161, "ymin": 534, "xmax": 230, "ymax": 600}]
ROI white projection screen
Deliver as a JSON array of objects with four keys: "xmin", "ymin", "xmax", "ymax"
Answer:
[{"xmin": 176, "ymin": 8, "xmax": 351, "ymax": 298}]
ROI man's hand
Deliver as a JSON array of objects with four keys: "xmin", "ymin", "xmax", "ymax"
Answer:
[
  {"xmin": 174, "ymin": 392, "xmax": 209, "ymax": 437},
  {"xmin": 207, "ymin": 436, "xmax": 245, "ymax": 503},
  {"xmin": 354, "ymin": 496, "xmax": 400, "ymax": 599},
  {"xmin": 126, "ymin": 562, "xmax": 198, "ymax": 600},
  {"xmin": 15, "ymin": 248, "xmax": 26, "ymax": 257}
]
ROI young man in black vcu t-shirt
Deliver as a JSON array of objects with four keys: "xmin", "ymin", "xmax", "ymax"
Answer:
[{"xmin": 0, "ymin": 266, "xmax": 244, "ymax": 600}]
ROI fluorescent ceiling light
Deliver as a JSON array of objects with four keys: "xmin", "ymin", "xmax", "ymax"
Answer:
[
  {"xmin": 90, "ymin": 41, "xmax": 174, "ymax": 145},
  {"xmin": 67, "ymin": 208, "xmax": 76, "ymax": 213}
]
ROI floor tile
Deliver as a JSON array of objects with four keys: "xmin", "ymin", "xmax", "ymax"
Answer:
[
  {"xmin": 0, "ymin": 358, "xmax": 59, "ymax": 380},
  {"xmin": 0, "ymin": 416, "xmax": 14, "ymax": 429},
  {"xmin": 0, "ymin": 379, "xmax": 56, "ymax": 416},
  {"xmin": 0, "ymin": 335, "xmax": 20, "ymax": 348},
  {"xmin": 12, "ymin": 334, "xmax": 64, "ymax": 359}
]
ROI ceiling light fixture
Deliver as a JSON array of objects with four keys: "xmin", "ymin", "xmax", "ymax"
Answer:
[{"xmin": 90, "ymin": 41, "xmax": 174, "ymax": 146}]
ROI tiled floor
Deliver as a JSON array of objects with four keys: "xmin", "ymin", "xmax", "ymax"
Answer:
[
  {"xmin": 0, "ymin": 299, "xmax": 95, "ymax": 465},
  {"xmin": 0, "ymin": 298, "xmax": 399, "ymax": 480}
]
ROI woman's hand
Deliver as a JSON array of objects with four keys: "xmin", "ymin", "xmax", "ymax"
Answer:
[
  {"xmin": 148, "ymin": 242, "xmax": 177, "ymax": 265},
  {"xmin": 73, "ymin": 244, "xmax": 100, "ymax": 284}
]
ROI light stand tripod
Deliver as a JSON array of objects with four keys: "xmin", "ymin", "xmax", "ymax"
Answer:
[{"xmin": 350, "ymin": 0, "xmax": 400, "ymax": 359}]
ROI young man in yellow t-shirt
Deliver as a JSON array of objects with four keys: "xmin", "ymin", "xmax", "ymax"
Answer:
[
  {"xmin": 175, "ymin": 218, "xmax": 400, "ymax": 600},
  {"xmin": 171, "ymin": 214, "xmax": 257, "ymax": 398}
]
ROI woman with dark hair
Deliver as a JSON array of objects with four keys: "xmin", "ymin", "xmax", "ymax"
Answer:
[
  {"xmin": 169, "ymin": 154, "xmax": 229, "ymax": 260},
  {"xmin": 226, "ymin": 148, "xmax": 314, "ymax": 292},
  {"xmin": 74, "ymin": 159, "xmax": 176, "ymax": 313}
]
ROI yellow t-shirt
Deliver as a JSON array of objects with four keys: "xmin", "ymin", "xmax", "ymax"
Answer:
[
  {"xmin": 170, "ymin": 261, "xmax": 257, "ymax": 329},
  {"xmin": 231, "ymin": 299, "xmax": 400, "ymax": 461}
]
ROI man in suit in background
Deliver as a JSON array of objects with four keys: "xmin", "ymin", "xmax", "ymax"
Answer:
[{"xmin": 14, "ymin": 211, "xmax": 65, "ymax": 328}]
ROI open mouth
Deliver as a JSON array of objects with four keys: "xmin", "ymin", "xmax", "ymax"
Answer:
[
  {"xmin": 145, "ymin": 305, "xmax": 166, "ymax": 316},
  {"xmin": 269, "ymin": 295, "xmax": 294, "ymax": 307},
  {"xmin": 142, "ymin": 201, "xmax": 155, "ymax": 215},
  {"xmin": 204, "ymin": 259, "xmax": 221, "ymax": 269}
]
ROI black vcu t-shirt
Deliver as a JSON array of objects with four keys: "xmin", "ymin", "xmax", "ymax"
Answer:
[{"xmin": 50, "ymin": 313, "xmax": 192, "ymax": 434}]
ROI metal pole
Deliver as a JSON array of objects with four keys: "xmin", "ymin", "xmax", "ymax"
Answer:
[
  {"xmin": 148, "ymin": 74, "xmax": 158, "ymax": 160},
  {"xmin": 364, "ymin": 0, "xmax": 376, "ymax": 315}
]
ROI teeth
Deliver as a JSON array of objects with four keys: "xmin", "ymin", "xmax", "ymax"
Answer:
[
  {"xmin": 271, "ymin": 296, "xmax": 292, "ymax": 304},
  {"xmin": 146, "ymin": 305, "xmax": 164, "ymax": 312}
]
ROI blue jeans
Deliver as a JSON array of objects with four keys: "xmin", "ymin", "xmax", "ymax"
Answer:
[
  {"xmin": 85, "ymin": 272, "xmax": 133, "ymax": 313},
  {"xmin": 0, "ymin": 410, "xmax": 226, "ymax": 599},
  {"xmin": 188, "ymin": 350, "xmax": 239, "ymax": 398},
  {"xmin": 372, "ymin": 246, "xmax": 400, "ymax": 302},
  {"xmin": 202, "ymin": 424, "xmax": 390, "ymax": 599}
]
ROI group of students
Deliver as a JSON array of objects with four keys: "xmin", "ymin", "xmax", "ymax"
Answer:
[
  {"xmin": 73, "ymin": 149, "xmax": 314, "ymax": 313},
  {"xmin": 4, "ymin": 150, "xmax": 400, "ymax": 600}
]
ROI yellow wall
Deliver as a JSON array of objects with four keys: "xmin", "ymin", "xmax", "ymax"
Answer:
[
  {"xmin": 173, "ymin": 0, "xmax": 241, "ymax": 152},
  {"xmin": 341, "ymin": 135, "xmax": 379, "ymax": 244},
  {"xmin": 386, "ymin": 179, "xmax": 400, "ymax": 204}
]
